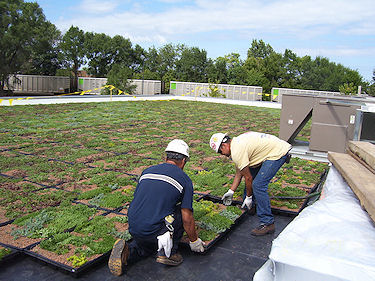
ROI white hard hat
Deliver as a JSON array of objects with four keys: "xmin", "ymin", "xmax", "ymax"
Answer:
[
  {"xmin": 165, "ymin": 139, "xmax": 190, "ymax": 158},
  {"xmin": 209, "ymin": 133, "xmax": 227, "ymax": 153}
]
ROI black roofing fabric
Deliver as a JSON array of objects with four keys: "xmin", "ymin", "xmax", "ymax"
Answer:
[{"xmin": 0, "ymin": 214, "xmax": 293, "ymax": 281}]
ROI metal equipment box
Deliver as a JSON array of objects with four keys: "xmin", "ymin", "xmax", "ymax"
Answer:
[
  {"xmin": 354, "ymin": 109, "xmax": 375, "ymax": 143},
  {"xmin": 279, "ymin": 93, "xmax": 375, "ymax": 153}
]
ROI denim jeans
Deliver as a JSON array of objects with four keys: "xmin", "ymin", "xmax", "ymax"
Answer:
[{"xmin": 244, "ymin": 153, "xmax": 288, "ymax": 225}]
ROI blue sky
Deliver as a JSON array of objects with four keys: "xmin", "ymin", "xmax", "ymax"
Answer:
[{"xmin": 34, "ymin": 0, "xmax": 375, "ymax": 82}]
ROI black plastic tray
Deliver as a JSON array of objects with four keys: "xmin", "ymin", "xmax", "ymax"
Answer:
[
  {"xmin": 72, "ymin": 200, "xmax": 123, "ymax": 213},
  {"xmin": 206, "ymin": 169, "xmax": 328, "ymax": 217},
  {"xmin": 0, "ymin": 218, "xmax": 14, "ymax": 227},
  {"xmin": 24, "ymin": 242, "xmax": 111, "ymax": 276},
  {"xmin": 180, "ymin": 194, "xmax": 248, "ymax": 253},
  {"xmin": 22, "ymin": 211, "xmax": 129, "ymax": 276},
  {"xmin": 0, "ymin": 246, "xmax": 20, "ymax": 264},
  {"xmin": 269, "ymin": 168, "xmax": 328, "ymax": 216},
  {"xmin": 0, "ymin": 233, "xmax": 42, "ymax": 252}
]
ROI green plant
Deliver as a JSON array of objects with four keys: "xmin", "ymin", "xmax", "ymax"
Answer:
[
  {"xmin": 11, "ymin": 210, "xmax": 54, "ymax": 239},
  {"xmin": 11, "ymin": 204, "xmax": 97, "ymax": 239},
  {"xmin": 111, "ymin": 229, "xmax": 132, "ymax": 241},
  {"xmin": 285, "ymin": 178, "xmax": 300, "ymax": 184},
  {"xmin": 67, "ymin": 254, "xmax": 88, "ymax": 267},
  {"xmin": 206, "ymin": 82, "xmax": 226, "ymax": 98},
  {"xmin": 192, "ymin": 200, "xmax": 216, "ymax": 220},
  {"xmin": 198, "ymin": 212, "xmax": 234, "ymax": 233},
  {"xmin": 78, "ymin": 187, "xmax": 112, "ymax": 200},
  {"xmin": 339, "ymin": 82, "xmax": 357, "ymax": 95},
  {"xmin": 103, "ymin": 64, "xmax": 137, "ymax": 95},
  {"xmin": 198, "ymin": 229, "xmax": 217, "ymax": 241},
  {"xmin": 40, "ymin": 232, "xmax": 71, "ymax": 255},
  {"xmin": 0, "ymin": 247, "xmax": 11, "ymax": 260}
]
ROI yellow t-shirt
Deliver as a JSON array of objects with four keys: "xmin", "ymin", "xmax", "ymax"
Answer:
[{"xmin": 230, "ymin": 132, "xmax": 291, "ymax": 170}]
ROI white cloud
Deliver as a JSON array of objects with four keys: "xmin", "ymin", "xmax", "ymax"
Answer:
[
  {"xmin": 78, "ymin": 0, "xmax": 119, "ymax": 14},
  {"xmin": 56, "ymin": 0, "xmax": 375, "ymax": 43},
  {"xmin": 294, "ymin": 47, "xmax": 375, "ymax": 58}
]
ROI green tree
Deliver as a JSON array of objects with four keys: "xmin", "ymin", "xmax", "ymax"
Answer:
[
  {"xmin": 247, "ymin": 39, "xmax": 274, "ymax": 59},
  {"xmin": 59, "ymin": 26, "xmax": 85, "ymax": 91},
  {"xmin": 244, "ymin": 40, "xmax": 283, "ymax": 92},
  {"xmin": 0, "ymin": 0, "xmax": 54, "ymax": 93},
  {"xmin": 131, "ymin": 44, "xmax": 145, "ymax": 73},
  {"xmin": 136, "ymin": 46, "xmax": 160, "ymax": 81},
  {"xmin": 144, "ymin": 46, "xmax": 159, "ymax": 74},
  {"xmin": 105, "ymin": 64, "xmax": 136, "ymax": 95},
  {"xmin": 367, "ymin": 69, "xmax": 375, "ymax": 96},
  {"xmin": 206, "ymin": 57, "xmax": 227, "ymax": 84},
  {"xmin": 141, "ymin": 43, "xmax": 184, "ymax": 91},
  {"xmin": 84, "ymin": 32, "xmax": 113, "ymax": 77},
  {"xmin": 223, "ymin": 53, "xmax": 247, "ymax": 85},
  {"xmin": 175, "ymin": 46, "xmax": 208, "ymax": 82},
  {"xmin": 112, "ymin": 35, "xmax": 136, "ymax": 69},
  {"xmin": 339, "ymin": 82, "xmax": 357, "ymax": 95},
  {"xmin": 157, "ymin": 43, "xmax": 183, "ymax": 81},
  {"xmin": 21, "ymin": 21, "xmax": 61, "ymax": 76},
  {"xmin": 133, "ymin": 69, "xmax": 160, "ymax": 80},
  {"xmin": 371, "ymin": 69, "xmax": 375, "ymax": 96},
  {"xmin": 299, "ymin": 56, "xmax": 362, "ymax": 92},
  {"xmin": 280, "ymin": 49, "xmax": 301, "ymax": 88}
]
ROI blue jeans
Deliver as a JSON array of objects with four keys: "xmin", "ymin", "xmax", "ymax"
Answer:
[{"xmin": 244, "ymin": 153, "xmax": 288, "ymax": 225}]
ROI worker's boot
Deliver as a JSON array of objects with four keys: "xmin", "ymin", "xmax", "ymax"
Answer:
[
  {"xmin": 251, "ymin": 223, "xmax": 275, "ymax": 236},
  {"xmin": 156, "ymin": 252, "xmax": 183, "ymax": 266},
  {"xmin": 108, "ymin": 239, "xmax": 129, "ymax": 276}
]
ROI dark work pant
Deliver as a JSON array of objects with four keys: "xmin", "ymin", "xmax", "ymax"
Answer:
[{"xmin": 127, "ymin": 207, "xmax": 184, "ymax": 265}]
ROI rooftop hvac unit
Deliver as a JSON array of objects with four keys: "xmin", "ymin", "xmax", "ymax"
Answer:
[
  {"xmin": 354, "ymin": 108, "xmax": 375, "ymax": 143},
  {"xmin": 279, "ymin": 93, "xmax": 375, "ymax": 153}
]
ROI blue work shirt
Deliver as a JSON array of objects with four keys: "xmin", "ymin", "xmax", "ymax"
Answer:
[{"xmin": 128, "ymin": 163, "xmax": 194, "ymax": 238}]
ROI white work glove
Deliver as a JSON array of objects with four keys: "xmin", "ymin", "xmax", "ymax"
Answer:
[
  {"xmin": 241, "ymin": 195, "xmax": 253, "ymax": 209},
  {"xmin": 189, "ymin": 238, "xmax": 205, "ymax": 253},
  {"xmin": 157, "ymin": 231, "xmax": 173, "ymax": 258},
  {"xmin": 222, "ymin": 189, "xmax": 234, "ymax": 206}
]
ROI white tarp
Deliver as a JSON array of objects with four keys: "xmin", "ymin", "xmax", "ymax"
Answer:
[{"xmin": 254, "ymin": 165, "xmax": 375, "ymax": 281}]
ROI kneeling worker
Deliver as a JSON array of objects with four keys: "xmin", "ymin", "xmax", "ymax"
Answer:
[{"xmin": 108, "ymin": 139, "xmax": 205, "ymax": 276}]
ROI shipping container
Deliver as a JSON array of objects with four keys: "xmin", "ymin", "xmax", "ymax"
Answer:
[
  {"xmin": 7, "ymin": 75, "xmax": 70, "ymax": 95},
  {"xmin": 169, "ymin": 81, "xmax": 262, "ymax": 101},
  {"xmin": 271, "ymin": 87, "xmax": 341, "ymax": 103},
  {"xmin": 78, "ymin": 77, "xmax": 162, "ymax": 95},
  {"xmin": 78, "ymin": 77, "xmax": 107, "ymax": 94}
]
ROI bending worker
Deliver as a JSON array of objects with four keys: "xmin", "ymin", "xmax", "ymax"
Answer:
[
  {"xmin": 108, "ymin": 139, "xmax": 205, "ymax": 276},
  {"xmin": 209, "ymin": 132, "xmax": 291, "ymax": 236}
]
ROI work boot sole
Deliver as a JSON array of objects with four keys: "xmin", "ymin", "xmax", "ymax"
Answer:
[
  {"xmin": 251, "ymin": 225, "xmax": 275, "ymax": 236},
  {"xmin": 108, "ymin": 239, "xmax": 128, "ymax": 276},
  {"xmin": 251, "ymin": 229, "xmax": 275, "ymax": 236},
  {"xmin": 156, "ymin": 256, "xmax": 183, "ymax": 266}
]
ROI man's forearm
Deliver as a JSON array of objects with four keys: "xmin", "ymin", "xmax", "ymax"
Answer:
[
  {"xmin": 230, "ymin": 168, "xmax": 242, "ymax": 191},
  {"xmin": 182, "ymin": 209, "xmax": 198, "ymax": 241},
  {"xmin": 239, "ymin": 166, "xmax": 253, "ymax": 197},
  {"xmin": 244, "ymin": 176, "xmax": 253, "ymax": 196}
]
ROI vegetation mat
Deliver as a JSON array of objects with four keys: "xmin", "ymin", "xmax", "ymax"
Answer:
[{"xmin": 0, "ymin": 100, "xmax": 328, "ymax": 272}]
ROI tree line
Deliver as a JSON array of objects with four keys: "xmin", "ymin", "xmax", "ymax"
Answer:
[{"xmin": 1, "ymin": 0, "xmax": 374, "ymax": 96}]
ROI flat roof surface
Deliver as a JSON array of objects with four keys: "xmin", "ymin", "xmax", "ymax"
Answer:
[
  {"xmin": 0, "ymin": 213, "xmax": 294, "ymax": 280},
  {"xmin": 0, "ymin": 94, "xmax": 296, "ymax": 280}
]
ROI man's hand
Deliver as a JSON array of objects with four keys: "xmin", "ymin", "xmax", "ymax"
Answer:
[
  {"xmin": 189, "ymin": 238, "xmax": 205, "ymax": 253},
  {"xmin": 222, "ymin": 189, "xmax": 234, "ymax": 206},
  {"xmin": 241, "ymin": 195, "xmax": 253, "ymax": 209}
]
